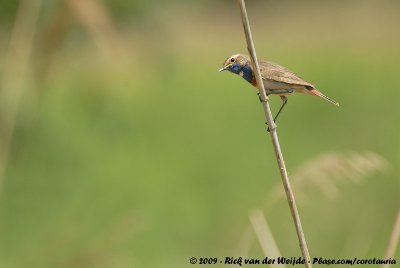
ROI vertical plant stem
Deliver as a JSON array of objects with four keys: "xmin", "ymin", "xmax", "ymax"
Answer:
[
  {"xmin": 237, "ymin": 1, "xmax": 312, "ymax": 267},
  {"xmin": 381, "ymin": 209, "xmax": 400, "ymax": 268},
  {"xmin": 0, "ymin": 0, "xmax": 42, "ymax": 192}
]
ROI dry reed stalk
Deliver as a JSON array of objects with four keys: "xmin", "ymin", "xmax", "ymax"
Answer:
[{"xmin": 237, "ymin": 1, "xmax": 312, "ymax": 267}]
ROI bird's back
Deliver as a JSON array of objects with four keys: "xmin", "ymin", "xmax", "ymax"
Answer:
[{"xmin": 258, "ymin": 60, "xmax": 314, "ymax": 88}]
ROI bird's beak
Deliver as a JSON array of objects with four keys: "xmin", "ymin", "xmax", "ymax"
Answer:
[{"xmin": 218, "ymin": 63, "xmax": 231, "ymax": 72}]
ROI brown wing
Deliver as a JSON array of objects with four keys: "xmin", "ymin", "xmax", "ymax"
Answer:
[{"xmin": 258, "ymin": 60, "xmax": 314, "ymax": 88}]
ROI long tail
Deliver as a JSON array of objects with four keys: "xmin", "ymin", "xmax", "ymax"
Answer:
[{"xmin": 308, "ymin": 89, "xmax": 339, "ymax": 106}]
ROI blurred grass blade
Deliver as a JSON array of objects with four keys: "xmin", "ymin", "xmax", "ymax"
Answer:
[
  {"xmin": 249, "ymin": 209, "xmax": 286, "ymax": 268},
  {"xmin": 67, "ymin": 0, "xmax": 126, "ymax": 63},
  {"xmin": 381, "ymin": 209, "xmax": 400, "ymax": 268},
  {"xmin": 0, "ymin": 0, "xmax": 42, "ymax": 191},
  {"xmin": 234, "ymin": 224, "xmax": 255, "ymax": 259}
]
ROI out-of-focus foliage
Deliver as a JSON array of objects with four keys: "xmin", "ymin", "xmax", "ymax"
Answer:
[{"xmin": 0, "ymin": 1, "xmax": 399, "ymax": 267}]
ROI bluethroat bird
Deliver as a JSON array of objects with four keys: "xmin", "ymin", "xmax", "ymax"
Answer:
[{"xmin": 219, "ymin": 54, "xmax": 339, "ymax": 125}]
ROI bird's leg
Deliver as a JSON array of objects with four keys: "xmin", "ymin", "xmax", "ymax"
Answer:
[
  {"xmin": 273, "ymin": 96, "xmax": 288, "ymax": 122},
  {"xmin": 257, "ymin": 92, "xmax": 267, "ymax": 102},
  {"xmin": 256, "ymin": 89, "xmax": 293, "ymax": 132},
  {"xmin": 267, "ymin": 96, "xmax": 288, "ymax": 132},
  {"xmin": 256, "ymin": 92, "xmax": 274, "ymax": 130}
]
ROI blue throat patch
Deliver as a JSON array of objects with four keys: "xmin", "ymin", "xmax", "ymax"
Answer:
[
  {"xmin": 228, "ymin": 63, "xmax": 241, "ymax": 74},
  {"xmin": 228, "ymin": 63, "xmax": 253, "ymax": 83},
  {"xmin": 242, "ymin": 64, "xmax": 253, "ymax": 83}
]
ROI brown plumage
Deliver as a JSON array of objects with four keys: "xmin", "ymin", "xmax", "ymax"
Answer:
[
  {"xmin": 219, "ymin": 54, "xmax": 339, "ymax": 106},
  {"xmin": 258, "ymin": 60, "xmax": 339, "ymax": 106},
  {"xmin": 219, "ymin": 54, "xmax": 339, "ymax": 126}
]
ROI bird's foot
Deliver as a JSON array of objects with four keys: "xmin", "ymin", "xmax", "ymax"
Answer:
[
  {"xmin": 265, "ymin": 121, "xmax": 277, "ymax": 132},
  {"xmin": 257, "ymin": 92, "xmax": 268, "ymax": 103},
  {"xmin": 257, "ymin": 92, "xmax": 262, "ymax": 102},
  {"xmin": 265, "ymin": 122, "xmax": 271, "ymax": 132}
]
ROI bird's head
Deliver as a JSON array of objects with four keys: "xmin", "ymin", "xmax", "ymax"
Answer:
[{"xmin": 218, "ymin": 54, "xmax": 250, "ymax": 74}]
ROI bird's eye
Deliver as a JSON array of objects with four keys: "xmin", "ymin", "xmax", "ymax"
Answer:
[{"xmin": 230, "ymin": 58, "xmax": 235, "ymax": 63}]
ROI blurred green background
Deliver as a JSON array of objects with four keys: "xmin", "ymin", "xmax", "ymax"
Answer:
[{"xmin": 0, "ymin": 0, "xmax": 399, "ymax": 267}]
